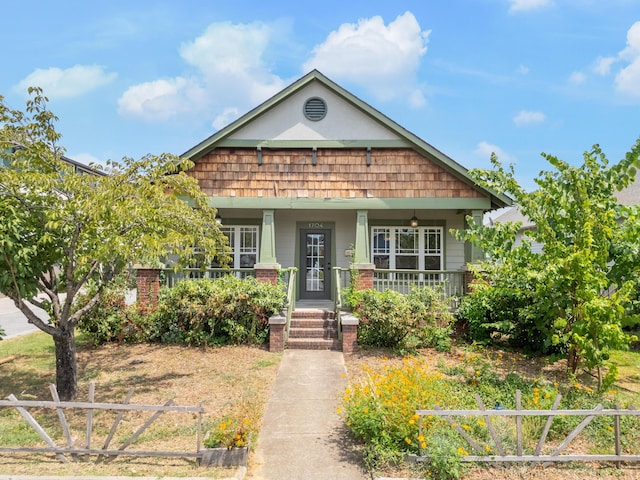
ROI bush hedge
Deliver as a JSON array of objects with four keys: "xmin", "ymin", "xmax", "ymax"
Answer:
[
  {"xmin": 78, "ymin": 275, "xmax": 286, "ymax": 346},
  {"xmin": 346, "ymin": 286, "xmax": 454, "ymax": 352}
]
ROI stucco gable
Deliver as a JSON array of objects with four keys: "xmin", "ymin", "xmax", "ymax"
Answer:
[{"xmin": 228, "ymin": 82, "xmax": 402, "ymax": 142}]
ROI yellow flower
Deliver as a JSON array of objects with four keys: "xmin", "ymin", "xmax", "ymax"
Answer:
[
  {"xmin": 418, "ymin": 434, "xmax": 425, "ymax": 442},
  {"xmin": 477, "ymin": 420, "xmax": 486, "ymax": 427},
  {"xmin": 220, "ymin": 423, "xmax": 227, "ymax": 430},
  {"xmin": 405, "ymin": 438, "xmax": 412, "ymax": 445},
  {"xmin": 462, "ymin": 424, "xmax": 472, "ymax": 431},
  {"xmin": 409, "ymin": 419, "xmax": 416, "ymax": 425},
  {"xmin": 421, "ymin": 442, "xmax": 427, "ymax": 449},
  {"xmin": 457, "ymin": 447, "xmax": 469, "ymax": 456},
  {"xmin": 484, "ymin": 445, "xmax": 491, "ymax": 453}
]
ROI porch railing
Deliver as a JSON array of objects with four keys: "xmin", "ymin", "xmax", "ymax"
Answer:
[
  {"xmin": 373, "ymin": 269, "xmax": 465, "ymax": 299},
  {"xmin": 161, "ymin": 268, "xmax": 255, "ymax": 288}
]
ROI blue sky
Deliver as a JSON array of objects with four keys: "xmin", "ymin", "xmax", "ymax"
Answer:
[{"xmin": 2, "ymin": 0, "xmax": 639, "ymax": 190}]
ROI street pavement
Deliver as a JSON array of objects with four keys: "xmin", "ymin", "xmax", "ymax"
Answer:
[{"xmin": 0, "ymin": 296, "xmax": 45, "ymax": 339}]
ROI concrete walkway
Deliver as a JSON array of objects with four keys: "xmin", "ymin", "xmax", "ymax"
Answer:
[{"xmin": 248, "ymin": 350, "xmax": 367, "ymax": 480}]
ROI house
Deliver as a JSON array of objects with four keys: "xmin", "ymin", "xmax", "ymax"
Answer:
[{"xmin": 178, "ymin": 70, "xmax": 510, "ymax": 307}]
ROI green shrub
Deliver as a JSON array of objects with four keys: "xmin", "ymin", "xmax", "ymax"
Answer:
[
  {"xmin": 76, "ymin": 274, "xmax": 147, "ymax": 345},
  {"xmin": 150, "ymin": 275, "xmax": 286, "ymax": 346},
  {"xmin": 455, "ymin": 282, "xmax": 549, "ymax": 352},
  {"xmin": 347, "ymin": 286, "xmax": 453, "ymax": 352}
]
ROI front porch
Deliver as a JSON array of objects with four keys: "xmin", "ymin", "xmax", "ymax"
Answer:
[{"xmin": 159, "ymin": 264, "xmax": 469, "ymax": 353}]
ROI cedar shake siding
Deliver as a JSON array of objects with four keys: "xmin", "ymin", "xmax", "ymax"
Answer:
[{"xmin": 189, "ymin": 147, "xmax": 484, "ymax": 200}]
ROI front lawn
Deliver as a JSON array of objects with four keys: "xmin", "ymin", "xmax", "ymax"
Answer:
[{"xmin": 0, "ymin": 331, "xmax": 281, "ymax": 477}]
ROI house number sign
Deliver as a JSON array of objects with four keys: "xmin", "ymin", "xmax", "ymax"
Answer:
[{"xmin": 308, "ymin": 222, "xmax": 324, "ymax": 228}]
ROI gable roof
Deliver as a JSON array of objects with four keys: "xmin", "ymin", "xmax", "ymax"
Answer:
[
  {"xmin": 615, "ymin": 178, "xmax": 640, "ymax": 206},
  {"xmin": 183, "ymin": 70, "xmax": 510, "ymax": 209}
]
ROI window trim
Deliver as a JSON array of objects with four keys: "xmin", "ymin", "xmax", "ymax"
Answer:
[
  {"xmin": 219, "ymin": 225, "xmax": 260, "ymax": 269},
  {"xmin": 371, "ymin": 225, "xmax": 444, "ymax": 271}
]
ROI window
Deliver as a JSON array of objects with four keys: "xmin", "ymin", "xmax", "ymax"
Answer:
[
  {"xmin": 213, "ymin": 226, "xmax": 259, "ymax": 268},
  {"xmin": 372, "ymin": 226, "xmax": 443, "ymax": 271}
]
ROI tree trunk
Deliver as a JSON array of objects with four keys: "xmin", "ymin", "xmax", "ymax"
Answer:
[
  {"xmin": 53, "ymin": 328, "xmax": 78, "ymax": 401},
  {"xmin": 567, "ymin": 345, "xmax": 579, "ymax": 374}
]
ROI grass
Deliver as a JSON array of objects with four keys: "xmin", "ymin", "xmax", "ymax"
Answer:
[
  {"xmin": 0, "ymin": 331, "xmax": 281, "ymax": 477},
  {"xmin": 2, "ymin": 331, "xmax": 639, "ymax": 479}
]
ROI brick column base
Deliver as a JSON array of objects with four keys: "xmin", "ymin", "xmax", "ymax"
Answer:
[
  {"xmin": 254, "ymin": 264, "xmax": 281, "ymax": 285},
  {"xmin": 463, "ymin": 266, "xmax": 486, "ymax": 294},
  {"xmin": 341, "ymin": 313, "xmax": 359, "ymax": 353},
  {"xmin": 136, "ymin": 267, "xmax": 160, "ymax": 310},
  {"xmin": 352, "ymin": 264, "xmax": 375, "ymax": 290},
  {"xmin": 268, "ymin": 313, "xmax": 286, "ymax": 352}
]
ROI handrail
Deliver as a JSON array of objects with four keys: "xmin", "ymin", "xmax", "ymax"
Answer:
[
  {"xmin": 333, "ymin": 267, "xmax": 344, "ymax": 341},
  {"xmin": 282, "ymin": 267, "xmax": 297, "ymax": 342}
]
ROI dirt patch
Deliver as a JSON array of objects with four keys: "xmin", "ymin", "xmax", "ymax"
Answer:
[{"xmin": 0, "ymin": 340, "xmax": 281, "ymax": 477}]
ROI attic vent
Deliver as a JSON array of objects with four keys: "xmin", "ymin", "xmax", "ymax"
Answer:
[{"xmin": 303, "ymin": 97, "xmax": 327, "ymax": 121}]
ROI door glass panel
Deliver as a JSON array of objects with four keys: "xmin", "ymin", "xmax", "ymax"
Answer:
[{"xmin": 305, "ymin": 233, "xmax": 325, "ymax": 292}]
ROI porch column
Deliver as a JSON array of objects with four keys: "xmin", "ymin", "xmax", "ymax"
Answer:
[
  {"xmin": 353, "ymin": 210, "xmax": 370, "ymax": 264},
  {"xmin": 468, "ymin": 209, "xmax": 485, "ymax": 263},
  {"xmin": 254, "ymin": 209, "xmax": 280, "ymax": 285},
  {"xmin": 352, "ymin": 210, "xmax": 375, "ymax": 290}
]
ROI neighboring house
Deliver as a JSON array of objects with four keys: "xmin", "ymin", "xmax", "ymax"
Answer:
[
  {"xmin": 1, "ymin": 146, "xmax": 106, "ymax": 176},
  {"xmin": 180, "ymin": 70, "xmax": 510, "ymax": 302},
  {"xmin": 491, "ymin": 205, "xmax": 544, "ymax": 254},
  {"xmin": 492, "ymin": 179, "xmax": 639, "ymax": 254}
]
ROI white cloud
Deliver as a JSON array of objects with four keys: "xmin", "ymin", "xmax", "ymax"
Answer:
[
  {"xmin": 117, "ymin": 77, "xmax": 208, "ymax": 120},
  {"xmin": 517, "ymin": 65, "xmax": 530, "ymax": 75},
  {"xmin": 212, "ymin": 107, "xmax": 240, "ymax": 130},
  {"xmin": 568, "ymin": 71, "xmax": 586, "ymax": 85},
  {"xmin": 118, "ymin": 13, "xmax": 432, "ymax": 124},
  {"xmin": 508, "ymin": 0, "xmax": 553, "ymax": 13},
  {"xmin": 475, "ymin": 141, "xmax": 516, "ymax": 163},
  {"xmin": 513, "ymin": 110, "xmax": 546, "ymax": 126},
  {"xmin": 614, "ymin": 21, "xmax": 640, "ymax": 98},
  {"xmin": 593, "ymin": 56, "xmax": 616, "ymax": 75},
  {"xmin": 14, "ymin": 65, "xmax": 116, "ymax": 99},
  {"xmin": 118, "ymin": 21, "xmax": 286, "ymax": 123},
  {"xmin": 303, "ymin": 12, "xmax": 430, "ymax": 107}
]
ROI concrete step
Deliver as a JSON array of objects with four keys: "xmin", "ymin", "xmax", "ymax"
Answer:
[{"xmin": 286, "ymin": 337, "xmax": 341, "ymax": 351}]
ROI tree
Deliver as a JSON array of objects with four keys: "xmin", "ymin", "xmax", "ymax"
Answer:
[
  {"xmin": 0, "ymin": 88, "xmax": 228, "ymax": 400},
  {"xmin": 456, "ymin": 140, "xmax": 640, "ymax": 389}
]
